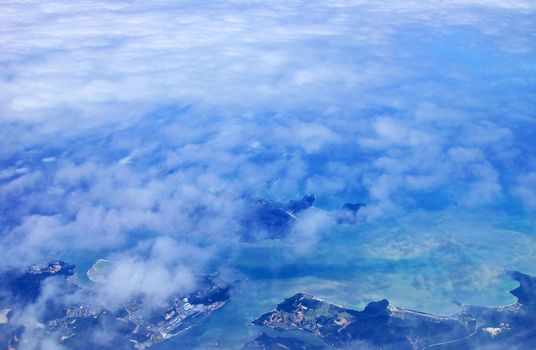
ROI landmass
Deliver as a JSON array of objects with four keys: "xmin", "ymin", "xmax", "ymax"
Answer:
[
  {"xmin": 0, "ymin": 309, "xmax": 11, "ymax": 324},
  {"xmin": 0, "ymin": 261, "xmax": 234, "ymax": 350},
  {"xmin": 242, "ymin": 195, "xmax": 316, "ymax": 241},
  {"xmin": 242, "ymin": 195, "xmax": 365, "ymax": 241},
  {"xmin": 0, "ymin": 261, "xmax": 76, "ymax": 305},
  {"xmin": 86, "ymin": 259, "xmax": 113, "ymax": 283},
  {"xmin": 243, "ymin": 332, "xmax": 326, "ymax": 350},
  {"xmin": 333, "ymin": 203, "xmax": 366, "ymax": 225},
  {"xmin": 249, "ymin": 271, "xmax": 536, "ymax": 349}
]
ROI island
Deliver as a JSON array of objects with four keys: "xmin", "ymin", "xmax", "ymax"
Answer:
[
  {"xmin": 0, "ymin": 261, "xmax": 76, "ymax": 305},
  {"xmin": 86, "ymin": 259, "xmax": 113, "ymax": 283},
  {"xmin": 248, "ymin": 271, "xmax": 536, "ymax": 349},
  {"xmin": 241, "ymin": 195, "xmax": 365, "ymax": 241},
  {"xmin": 333, "ymin": 202, "xmax": 366, "ymax": 225},
  {"xmin": 241, "ymin": 195, "xmax": 316, "ymax": 241}
]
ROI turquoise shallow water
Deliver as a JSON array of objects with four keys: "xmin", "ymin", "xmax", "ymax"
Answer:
[{"xmin": 148, "ymin": 209, "xmax": 536, "ymax": 349}]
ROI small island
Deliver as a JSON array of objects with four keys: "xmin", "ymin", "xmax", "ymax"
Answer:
[
  {"xmin": 86, "ymin": 259, "xmax": 113, "ymax": 283},
  {"xmin": 241, "ymin": 195, "xmax": 365, "ymax": 241}
]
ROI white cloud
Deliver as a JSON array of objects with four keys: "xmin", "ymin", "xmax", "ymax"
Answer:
[
  {"xmin": 514, "ymin": 171, "xmax": 536, "ymax": 209},
  {"xmin": 0, "ymin": 0, "xmax": 534, "ymax": 135},
  {"xmin": 0, "ymin": 4, "xmax": 535, "ymax": 341}
]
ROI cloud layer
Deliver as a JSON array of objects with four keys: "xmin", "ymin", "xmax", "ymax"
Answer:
[{"xmin": 0, "ymin": 1, "xmax": 535, "ymax": 348}]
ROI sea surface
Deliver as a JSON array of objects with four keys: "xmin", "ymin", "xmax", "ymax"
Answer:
[{"xmin": 143, "ymin": 208, "xmax": 536, "ymax": 349}]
